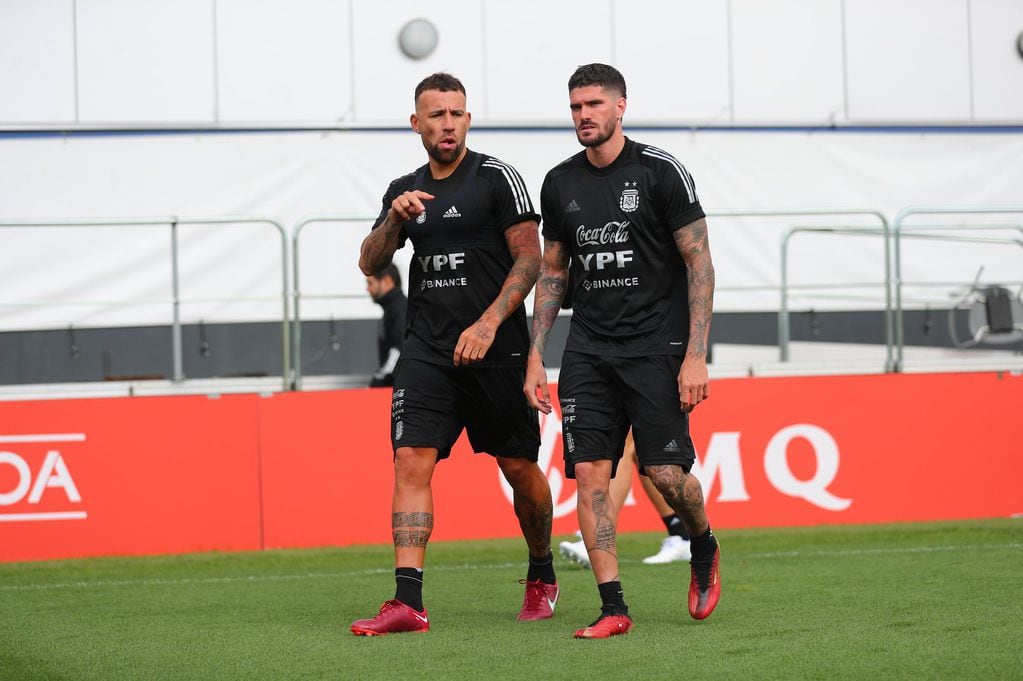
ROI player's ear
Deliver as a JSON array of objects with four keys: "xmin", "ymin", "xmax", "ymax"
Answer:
[
  {"xmin": 617, "ymin": 97, "xmax": 627, "ymax": 122},
  {"xmin": 410, "ymin": 113, "xmax": 420, "ymax": 134},
  {"xmin": 466, "ymin": 111, "xmax": 472, "ymax": 128}
]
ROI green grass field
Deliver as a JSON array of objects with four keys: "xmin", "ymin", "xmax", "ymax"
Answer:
[{"xmin": 1, "ymin": 519, "xmax": 1020, "ymax": 680}]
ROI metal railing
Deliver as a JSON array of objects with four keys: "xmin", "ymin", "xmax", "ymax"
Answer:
[
  {"xmin": 290, "ymin": 214, "xmax": 375, "ymax": 388},
  {"xmin": 705, "ymin": 208, "xmax": 891, "ymax": 366},
  {"xmin": 0, "ymin": 216, "xmax": 292, "ymax": 390},
  {"xmin": 779, "ymin": 221, "xmax": 1023, "ymax": 370},
  {"xmin": 9, "ymin": 206, "xmax": 1022, "ymax": 394},
  {"xmin": 780, "ymin": 226, "xmax": 893, "ymax": 368},
  {"xmin": 290, "ymin": 209, "xmax": 894, "ymax": 383},
  {"xmin": 892, "ymin": 207, "xmax": 1023, "ymax": 370}
]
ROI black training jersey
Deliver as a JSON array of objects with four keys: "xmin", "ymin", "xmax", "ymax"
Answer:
[
  {"xmin": 371, "ymin": 150, "xmax": 540, "ymax": 367},
  {"xmin": 540, "ymin": 138, "xmax": 705, "ymax": 357}
]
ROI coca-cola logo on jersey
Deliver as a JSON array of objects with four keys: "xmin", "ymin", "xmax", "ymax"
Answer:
[{"xmin": 575, "ymin": 221, "xmax": 631, "ymax": 247}]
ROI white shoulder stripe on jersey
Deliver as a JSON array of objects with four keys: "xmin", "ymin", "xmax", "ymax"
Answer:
[
  {"xmin": 482, "ymin": 158, "xmax": 531, "ymax": 215},
  {"xmin": 481, "ymin": 159, "xmax": 528, "ymax": 214},
  {"xmin": 641, "ymin": 147, "xmax": 697, "ymax": 204},
  {"xmin": 482, "ymin": 157, "xmax": 529, "ymax": 201},
  {"xmin": 643, "ymin": 146, "xmax": 697, "ymax": 203}
]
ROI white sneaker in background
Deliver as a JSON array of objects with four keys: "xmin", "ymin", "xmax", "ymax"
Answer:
[
  {"xmin": 642, "ymin": 535, "xmax": 692, "ymax": 564},
  {"xmin": 558, "ymin": 532, "xmax": 591, "ymax": 569}
]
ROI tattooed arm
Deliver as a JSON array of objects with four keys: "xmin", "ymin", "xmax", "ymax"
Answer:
[
  {"xmin": 359, "ymin": 189, "xmax": 434, "ymax": 276},
  {"xmin": 523, "ymin": 238, "xmax": 569, "ymax": 413},
  {"xmin": 672, "ymin": 217, "xmax": 715, "ymax": 411},
  {"xmin": 453, "ymin": 219, "xmax": 541, "ymax": 366}
]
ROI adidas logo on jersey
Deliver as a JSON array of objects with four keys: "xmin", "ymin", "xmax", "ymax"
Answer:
[
  {"xmin": 443, "ymin": 205, "xmax": 462, "ymax": 218},
  {"xmin": 565, "ymin": 199, "xmax": 581, "ymax": 213}
]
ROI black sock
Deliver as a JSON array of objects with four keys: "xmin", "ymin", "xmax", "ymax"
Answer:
[
  {"xmin": 597, "ymin": 580, "xmax": 628, "ymax": 616},
  {"xmin": 527, "ymin": 552, "xmax": 557, "ymax": 585},
  {"xmin": 394, "ymin": 567, "xmax": 424, "ymax": 611},
  {"xmin": 661, "ymin": 514, "xmax": 690, "ymax": 540},
  {"xmin": 690, "ymin": 526, "xmax": 718, "ymax": 560}
]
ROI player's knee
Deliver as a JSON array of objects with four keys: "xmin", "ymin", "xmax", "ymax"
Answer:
[
  {"xmin": 573, "ymin": 462, "xmax": 609, "ymax": 495},
  {"xmin": 496, "ymin": 456, "xmax": 536, "ymax": 486},
  {"xmin": 394, "ymin": 447, "xmax": 436, "ymax": 485},
  {"xmin": 649, "ymin": 468, "xmax": 685, "ymax": 505}
]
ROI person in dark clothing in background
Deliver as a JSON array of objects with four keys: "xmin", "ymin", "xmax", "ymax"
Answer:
[{"xmin": 366, "ymin": 263, "xmax": 407, "ymax": 387}]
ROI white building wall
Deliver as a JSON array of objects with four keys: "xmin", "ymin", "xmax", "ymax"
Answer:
[{"xmin": 3, "ymin": 0, "xmax": 1023, "ymax": 127}]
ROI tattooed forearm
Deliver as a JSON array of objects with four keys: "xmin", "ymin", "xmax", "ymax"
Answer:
[
  {"xmin": 489, "ymin": 259, "xmax": 540, "ymax": 322},
  {"xmin": 672, "ymin": 218, "xmax": 715, "ymax": 360},
  {"xmin": 392, "ymin": 512, "xmax": 434, "ymax": 529},
  {"xmin": 529, "ymin": 240, "xmax": 569, "ymax": 356},
  {"xmin": 481, "ymin": 221, "xmax": 541, "ymax": 324},
  {"xmin": 359, "ymin": 218, "xmax": 403, "ymax": 275},
  {"xmin": 590, "ymin": 491, "xmax": 617, "ymax": 556}
]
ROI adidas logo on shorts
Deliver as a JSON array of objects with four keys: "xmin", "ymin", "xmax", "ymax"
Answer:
[
  {"xmin": 443, "ymin": 205, "xmax": 462, "ymax": 218},
  {"xmin": 664, "ymin": 439, "xmax": 680, "ymax": 453}
]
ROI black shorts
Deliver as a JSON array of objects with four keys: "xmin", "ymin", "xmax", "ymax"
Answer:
[
  {"xmin": 390, "ymin": 359, "xmax": 540, "ymax": 461},
  {"xmin": 557, "ymin": 351, "xmax": 696, "ymax": 479}
]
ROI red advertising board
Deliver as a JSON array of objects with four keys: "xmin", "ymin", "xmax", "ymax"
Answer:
[
  {"xmin": 0, "ymin": 394, "xmax": 263, "ymax": 561},
  {"xmin": 1, "ymin": 371, "xmax": 1021, "ymax": 562}
]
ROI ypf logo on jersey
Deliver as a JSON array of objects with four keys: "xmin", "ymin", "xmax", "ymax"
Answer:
[
  {"xmin": 619, "ymin": 181, "xmax": 639, "ymax": 212},
  {"xmin": 0, "ymin": 432, "xmax": 87, "ymax": 523}
]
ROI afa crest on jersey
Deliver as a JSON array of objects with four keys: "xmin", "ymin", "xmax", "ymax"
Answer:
[{"xmin": 619, "ymin": 182, "xmax": 639, "ymax": 212}]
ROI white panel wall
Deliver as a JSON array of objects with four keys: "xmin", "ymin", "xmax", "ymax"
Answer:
[
  {"xmin": 76, "ymin": 0, "xmax": 216, "ymax": 123},
  {"xmin": 217, "ymin": 0, "xmax": 353, "ymax": 122},
  {"xmin": 613, "ymin": 0, "xmax": 731, "ymax": 123},
  {"xmin": 845, "ymin": 0, "xmax": 972, "ymax": 122},
  {"xmin": 3, "ymin": 0, "xmax": 1023, "ymax": 127},
  {"xmin": 731, "ymin": 0, "xmax": 845, "ymax": 123},
  {"xmin": 484, "ymin": 0, "xmax": 613, "ymax": 122},
  {"xmin": 0, "ymin": 0, "xmax": 76, "ymax": 123},
  {"xmin": 970, "ymin": 0, "xmax": 1023, "ymax": 121},
  {"xmin": 350, "ymin": 0, "xmax": 484, "ymax": 122}
]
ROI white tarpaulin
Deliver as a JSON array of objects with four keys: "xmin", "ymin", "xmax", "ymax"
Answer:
[{"xmin": 1, "ymin": 128, "xmax": 1021, "ymax": 331}]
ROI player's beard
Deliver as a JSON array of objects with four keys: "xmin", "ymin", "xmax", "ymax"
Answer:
[
  {"xmin": 576, "ymin": 117, "xmax": 617, "ymax": 148},
  {"xmin": 426, "ymin": 140, "xmax": 465, "ymax": 165}
]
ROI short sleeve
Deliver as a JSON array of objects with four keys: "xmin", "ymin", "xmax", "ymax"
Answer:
[
  {"xmin": 539, "ymin": 171, "xmax": 566, "ymax": 244},
  {"xmin": 479, "ymin": 157, "xmax": 541, "ymax": 230},
  {"xmin": 644, "ymin": 145, "xmax": 705, "ymax": 232}
]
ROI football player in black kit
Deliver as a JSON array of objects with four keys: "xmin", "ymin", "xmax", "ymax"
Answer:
[
  {"xmin": 351, "ymin": 73, "xmax": 558, "ymax": 636},
  {"xmin": 524, "ymin": 63, "xmax": 721, "ymax": 639}
]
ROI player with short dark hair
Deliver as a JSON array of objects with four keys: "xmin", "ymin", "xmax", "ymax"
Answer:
[
  {"xmin": 351, "ymin": 72, "xmax": 558, "ymax": 636},
  {"xmin": 413, "ymin": 71, "xmax": 465, "ymax": 101},
  {"xmin": 366, "ymin": 263, "xmax": 406, "ymax": 387},
  {"xmin": 525, "ymin": 63, "xmax": 720, "ymax": 639}
]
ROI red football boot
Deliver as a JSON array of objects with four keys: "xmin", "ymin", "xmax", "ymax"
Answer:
[
  {"xmin": 350, "ymin": 600, "xmax": 429, "ymax": 636},
  {"xmin": 517, "ymin": 579, "xmax": 559, "ymax": 621},
  {"xmin": 689, "ymin": 544, "xmax": 721, "ymax": 620},
  {"xmin": 573, "ymin": 611, "xmax": 633, "ymax": 639}
]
